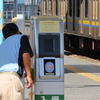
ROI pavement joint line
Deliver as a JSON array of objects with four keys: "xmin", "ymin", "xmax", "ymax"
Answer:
[{"xmin": 64, "ymin": 64, "xmax": 100, "ymax": 82}]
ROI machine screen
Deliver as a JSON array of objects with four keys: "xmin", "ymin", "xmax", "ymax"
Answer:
[{"xmin": 44, "ymin": 39, "xmax": 55, "ymax": 52}]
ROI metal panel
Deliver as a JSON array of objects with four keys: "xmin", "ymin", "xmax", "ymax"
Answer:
[{"xmin": 35, "ymin": 82, "xmax": 64, "ymax": 94}]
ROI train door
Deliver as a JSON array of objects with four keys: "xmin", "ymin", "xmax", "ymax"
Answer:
[
  {"xmin": 89, "ymin": 0, "xmax": 99, "ymax": 39},
  {"xmin": 89, "ymin": 0, "xmax": 100, "ymax": 51}
]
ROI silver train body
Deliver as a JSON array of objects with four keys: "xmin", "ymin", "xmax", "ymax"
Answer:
[{"xmin": 39, "ymin": 0, "xmax": 100, "ymax": 51}]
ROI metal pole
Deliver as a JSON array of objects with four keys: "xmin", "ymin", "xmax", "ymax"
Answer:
[
  {"xmin": 31, "ymin": 0, "xmax": 34, "ymax": 16},
  {"xmin": 14, "ymin": 0, "xmax": 17, "ymax": 17},
  {"xmin": 34, "ymin": 0, "xmax": 36, "ymax": 16}
]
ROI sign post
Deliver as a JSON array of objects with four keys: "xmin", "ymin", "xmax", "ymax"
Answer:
[
  {"xmin": 17, "ymin": 14, "xmax": 25, "ymax": 34},
  {"xmin": 0, "ymin": 0, "xmax": 3, "ymax": 44},
  {"xmin": 30, "ymin": 16, "xmax": 64, "ymax": 100}
]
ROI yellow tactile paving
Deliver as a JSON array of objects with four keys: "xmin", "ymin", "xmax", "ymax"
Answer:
[{"xmin": 64, "ymin": 64, "xmax": 100, "ymax": 82}]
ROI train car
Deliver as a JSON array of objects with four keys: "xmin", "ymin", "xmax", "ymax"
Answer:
[
  {"xmin": 39, "ymin": 0, "xmax": 100, "ymax": 52},
  {"xmin": 65, "ymin": 0, "xmax": 100, "ymax": 52}
]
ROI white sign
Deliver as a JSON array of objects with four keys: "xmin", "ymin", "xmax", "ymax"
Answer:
[{"xmin": 52, "ymin": 96, "xmax": 59, "ymax": 100}]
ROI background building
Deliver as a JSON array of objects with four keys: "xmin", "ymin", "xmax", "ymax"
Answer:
[{"xmin": 4, "ymin": 0, "xmax": 40, "ymax": 19}]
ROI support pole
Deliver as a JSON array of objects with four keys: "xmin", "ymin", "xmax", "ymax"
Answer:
[
  {"xmin": 31, "ymin": 0, "xmax": 34, "ymax": 16},
  {"xmin": 14, "ymin": 0, "xmax": 18, "ymax": 17},
  {"xmin": 34, "ymin": 0, "xmax": 36, "ymax": 16}
]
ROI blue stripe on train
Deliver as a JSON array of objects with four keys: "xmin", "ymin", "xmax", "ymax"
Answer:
[{"xmin": 67, "ymin": 22, "xmax": 99, "ymax": 28}]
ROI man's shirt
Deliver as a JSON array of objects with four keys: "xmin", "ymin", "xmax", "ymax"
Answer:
[{"xmin": 0, "ymin": 34, "xmax": 33, "ymax": 77}]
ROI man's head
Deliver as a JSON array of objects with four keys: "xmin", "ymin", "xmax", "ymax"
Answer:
[{"xmin": 2, "ymin": 23, "xmax": 19, "ymax": 38}]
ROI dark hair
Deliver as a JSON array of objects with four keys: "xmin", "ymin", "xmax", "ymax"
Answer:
[{"xmin": 2, "ymin": 23, "xmax": 19, "ymax": 38}]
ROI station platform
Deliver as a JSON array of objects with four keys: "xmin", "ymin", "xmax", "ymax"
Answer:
[
  {"xmin": 24, "ymin": 54, "xmax": 100, "ymax": 100},
  {"xmin": 64, "ymin": 54, "xmax": 100, "ymax": 78},
  {"xmin": 64, "ymin": 54, "xmax": 100, "ymax": 100}
]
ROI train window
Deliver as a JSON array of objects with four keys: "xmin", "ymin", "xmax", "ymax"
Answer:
[
  {"xmin": 76, "ymin": 0, "xmax": 80, "ymax": 17},
  {"xmin": 85, "ymin": 0, "xmax": 88, "ymax": 18},
  {"xmin": 69, "ymin": 0, "xmax": 72, "ymax": 17}
]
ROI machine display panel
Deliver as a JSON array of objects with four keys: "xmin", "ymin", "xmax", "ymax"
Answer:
[
  {"xmin": 39, "ymin": 34, "xmax": 60, "ymax": 57},
  {"xmin": 44, "ymin": 39, "xmax": 55, "ymax": 52},
  {"xmin": 44, "ymin": 59, "xmax": 55, "ymax": 75},
  {"xmin": 39, "ymin": 21, "xmax": 60, "ymax": 32}
]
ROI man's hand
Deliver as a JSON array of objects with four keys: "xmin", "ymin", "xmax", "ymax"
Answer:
[{"xmin": 26, "ymin": 76, "xmax": 33, "ymax": 89}]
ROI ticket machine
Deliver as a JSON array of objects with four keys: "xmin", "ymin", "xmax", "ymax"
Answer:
[{"xmin": 30, "ymin": 16, "xmax": 64, "ymax": 100}]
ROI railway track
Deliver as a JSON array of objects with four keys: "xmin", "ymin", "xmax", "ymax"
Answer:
[{"xmin": 64, "ymin": 49, "xmax": 100, "ymax": 66}]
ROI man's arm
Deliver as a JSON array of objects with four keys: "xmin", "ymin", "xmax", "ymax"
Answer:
[{"xmin": 22, "ymin": 53, "xmax": 33, "ymax": 89}]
